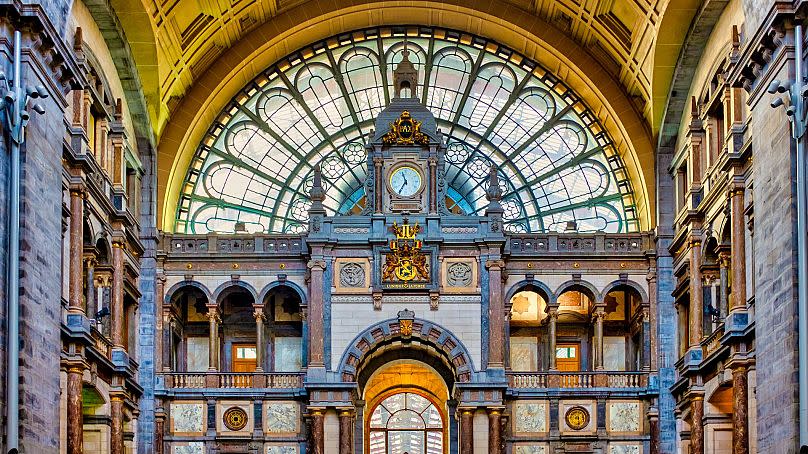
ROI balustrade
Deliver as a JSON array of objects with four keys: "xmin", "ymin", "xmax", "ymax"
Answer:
[
  {"xmin": 507, "ymin": 371, "xmax": 647, "ymax": 389},
  {"xmin": 161, "ymin": 372, "xmax": 303, "ymax": 389}
]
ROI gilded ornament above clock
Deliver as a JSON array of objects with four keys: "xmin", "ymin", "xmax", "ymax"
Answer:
[{"xmin": 381, "ymin": 111, "xmax": 429, "ymax": 145}]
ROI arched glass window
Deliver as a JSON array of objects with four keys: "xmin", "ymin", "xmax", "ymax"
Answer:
[
  {"xmin": 368, "ymin": 392, "xmax": 443, "ymax": 454},
  {"xmin": 175, "ymin": 27, "xmax": 640, "ymax": 235}
]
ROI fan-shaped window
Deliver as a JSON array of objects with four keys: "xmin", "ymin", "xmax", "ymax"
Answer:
[
  {"xmin": 175, "ymin": 27, "xmax": 640, "ymax": 234},
  {"xmin": 369, "ymin": 392, "xmax": 443, "ymax": 454}
]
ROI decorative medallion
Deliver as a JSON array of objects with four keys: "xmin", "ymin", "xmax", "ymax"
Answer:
[
  {"xmin": 381, "ymin": 111, "xmax": 429, "ymax": 145},
  {"xmin": 565, "ymin": 406, "xmax": 590, "ymax": 430},
  {"xmin": 339, "ymin": 262, "xmax": 366, "ymax": 287},
  {"xmin": 400, "ymin": 319, "xmax": 413, "ymax": 337},
  {"xmin": 223, "ymin": 406, "xmax": 248, "ymax": 431},
  {"xmin": 382, "ymin": 219, "xmax": 429, "ymax": 287},
  {"xmin": 446, "ymin": 262, "xmax": 473, "ymax": 287}
]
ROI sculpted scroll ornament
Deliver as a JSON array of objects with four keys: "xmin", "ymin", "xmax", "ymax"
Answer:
[
  {"xmin": 446, "ymin": 262, "xmax": 472, "ymax": 287},
  {"xmin": 339, "ymin": 263, "xmax": 366, "ymax": 287}
]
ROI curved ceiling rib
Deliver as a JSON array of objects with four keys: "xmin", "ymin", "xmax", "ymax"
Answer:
[{"xmin": 174, "ymin": 27, "xmax": 639, "ymax": 235}]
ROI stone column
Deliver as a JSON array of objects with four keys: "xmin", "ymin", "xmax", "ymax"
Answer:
[
  {"xmin": 254, "ymin": 308, "xmax": 266, "ymax": 372},
  {"xmin": 110, "ymin": 394, "xmax": 124, "ymax": 454},
  {"xmin": 111, "ymin": 240, "xmax": 125, "ymax": 348},
  {"xmin": 373, "ymin": 157, "xmax": 383, "ymax": 213},
  {"xmin": 338, "ymin": 409, "xmax": 354, "ymax": 454},
  {"xmin": 486, "ymin": 259, "xmax": 506, "ymax": 368},
  {"xmin": 155, "ymin": 274, "xmax": 166, "ymax": 372},
  {"xmin": 487, "ymin": 408, "xmax": 502, "ymax": 454},
  {"xmin": 648, "ymin": 408, "xmax": 660, "ymax": 454},
  {"xmin": 730, "ymin": 185, "xmax": 747, "ymax": 310},
  {"xmin": 67, "ymin": 364, "xmax": 85, "ymax": 454},
  {"xmin": 84, "ymin": 255, "xmax": 97, "ymax": 317},
  {"xmin": 307, "ymin": 259, "xmax": 326, "ymax": 368},
  {"xmin": 207, "ymin": 307, "xmax": 220, "ymax": 371},
  {"xmin": 718, "ymin": 253, "xmax": 730, "ymax": 319},
  {"xmin": 428, "ymin": 157, "xmax": 438, "ymax": 213},
  {"xmin": 548, "ymin": 309, "xmax": 558, "ymax": 370},
  {"xmin": 690, "ymin": 396, "xmax": 704, "ymax": 454},
  {"xmin": 732, "ymin": 366, "xmax": 749, "ymax": 454},
  {"xmin": 689, "ymin": 239, "xmax": 703, "ymax": 347},
  {"xmin": 69, "ymin": 189, "xmax": 85, "ymax": 313},
  {"xmin": 593, "ymin": 308, "xmax": 605, "ymax": 370},
  {"xmin": 641, "ymin": 308, "xmax": 651, "ymax": 371},
  {"xmin": 311, "ymin": 409, "xmax": 325, "ymax": 454},
  {"xmin": 162, "ymin": 316, "xmax": 173, "ymax": 372},
  {"xmin": 154, "ymin": 412, "xmax": 165, "ymax": 454},
  {"xmin": 459, "ymin": 408, "xmax": 474, "ymax": 454}
]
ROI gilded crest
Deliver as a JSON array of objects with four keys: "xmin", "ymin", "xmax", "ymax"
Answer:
[
  {"xmin": 400, "ymin": 319, "xmax": 413, "ymax": 336},
  {"xmin": 381, "ymin": 111, "xmax": 429, "ymax": 145},
  {"xmin": 382, "ymin": 219, "xmax": 429, "ymax": 284}
]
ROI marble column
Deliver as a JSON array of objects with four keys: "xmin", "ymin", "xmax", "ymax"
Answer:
[
  {"xmin": 110, "ymin": 394, "xmax": 124, "ymax": 454},
  {"xmin": 162, "ymin": 316, "xmax": 173, "ymax": 372},
  {"xmin": 111, "ymin": 240, "xmax": 125, "ymax": 348},
  {"xmin": 649, "ymin": 409, "xmax": 660, "ymax": 454},
  {"xmin": 641, "ymin": 308, "xmax": 651, "ymax": 371},
  {"xmin": 548, "ymin": 309, "xmax": 558, "ymax": 370},
  {"xmin": 67, "ymin": 364, "xmax": 84, "ymax": 454},
  {"xmin": 690, "ymin": 396, "xmax": 704, "ymax": 454},
  {"xmin": 732, "ymin": 366, "xmax": 749, "ymax": 454},
  {"xmin": 69, "ymin": 189, "xmax": 85, "ymax": 313},
  {"xmin": 311, "ymin": 409, "xmax": 325, "ymax": 454},
  {"xmin": 154, "ymin": 413, "xmax": 165, "ymax": 454},
  {"xmin": 373, "ymin": 157, "xmax": 383, "ymax": 213},
  {"xmin": 339, "ymin": 409, "xmax": 354, "ymax": 454},
  {"xmin": 486, "ymin": 259, "xmax": 506, "ymax": 368},
  {"xmin": 718, "ymin": 253, "xmax": 730, "ymax": 320},
  {"xmin": 459, "ymin": 408, "xmax": 474, "ymax": 454},
  {"xmin": 593, "ymin": 308, "xmax": 605, "ymax": 370},
  {"xmin": 254, "ymin": 308, "xmax": 266, "ymax": 372},
  {"xmin": 84, "ymin": 255, "xmax": 97, "ymax": 317},
  {"xmin": 207, "ymin": 307, "xmax": 220, "ymax": 371},
  {"xmin": 307, "ymin": 259, "xmax": 326, "ymax": 368},
  {"xmin": 487, "ymin": 408, "xmax": 502, "ymax": 454},
  {"xmin": 689, "ymin": 239, "xmax": 703, "ymax": 347},
  {"xmin": 730, "ymin": 185, "xmax": 747, "ymax": 310}
]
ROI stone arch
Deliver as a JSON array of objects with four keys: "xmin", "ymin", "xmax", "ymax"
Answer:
[
  {"xmin": 257, "ymin": 280, "xmax": 308, "ymax": 307},
  {"xmin": 337, "ymin": 317, "xmax": 476, "ymax": 384},
  {"xmin": 212, "ymin": 280, "xmax": 259, "ymax": 306},
  {"xmin": 599, "ymin": 279, "xmax": 649, "ymax": 305},
  {"xmin": 163, "ymin": 280, "xmax": 213, "ymax": 306},
  {"xmin": 505, "ymin": 279, "xmax": 557, "ymax": 306},
  {"xmin": 554, "ymin": 279, "xmax": 601, "ymax": 305}
]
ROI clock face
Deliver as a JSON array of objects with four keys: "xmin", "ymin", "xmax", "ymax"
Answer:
[
  {"xmin": 565, "ymin": 406, "xmax": 589, "ymax": 430},
  {"xmin": 389, "ymin": 166, "xmax": 422, "ymax": 198}
]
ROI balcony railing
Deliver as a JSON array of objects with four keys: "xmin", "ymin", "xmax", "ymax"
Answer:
[
  {"xmin": 507, "ymin": 371, "xmax": 648, "ymax": 389},
  {"xmin": 161, "ymin": 372, "xmax": 304, "ymax": 389}
]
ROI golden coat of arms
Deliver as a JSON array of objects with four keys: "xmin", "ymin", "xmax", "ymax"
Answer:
[
  {"xmin": 381, "ymin": 111, "xmax": 429, "ymax": 145},
  {"xmin": 382, "ymin": 220, "xmax": 429, "ymax": 282}
]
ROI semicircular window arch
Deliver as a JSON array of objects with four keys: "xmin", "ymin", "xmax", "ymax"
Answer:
[{"xmin": 175, "ymin": 27, "xmax": 640, "ymax": 234}]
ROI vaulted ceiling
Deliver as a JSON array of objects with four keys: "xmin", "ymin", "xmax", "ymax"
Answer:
[{"xmin": 115, "ymin": 0, "xmax": 699, "ymax": 140}]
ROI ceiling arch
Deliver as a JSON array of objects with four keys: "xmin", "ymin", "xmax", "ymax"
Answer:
[{"xmin": 153, "ymin": 1, "xmax": 666, "ymax": 231}]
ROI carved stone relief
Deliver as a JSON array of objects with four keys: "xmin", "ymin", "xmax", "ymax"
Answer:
[
  {"xmin": 514, "ymin": 402, "xmax": 547, "ymax": 433},
  {"xmin": 339, "ymin": 262, "xmax": 366, "ymax": 287},
  {"xmin": 446, "ymin": 262, "xmax": 473, "ymax": 287},
  {"xmin": 265, "ymin": 402, "xmax": 298, "ymax": 433},
  {"xmin": 608, "ymin": 402, "xmax": 640, "ymax": 432},
  {"xmin": 171, "ymin": 403, "xmax": 204, "ymax": 433}
]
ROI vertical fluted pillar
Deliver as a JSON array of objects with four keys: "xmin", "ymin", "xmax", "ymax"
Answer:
[
  {"xmin": 254, "ymin": 309, "xmax": 266, "ymax": 372},
  {"xmin": 486, "ymin": 259, "xmax": 506, "ymax": 368},
  {"xmin": 207, "ymin": 307, "xmax": 220, "ymax": 371},
  {"xmin": 690, "ymin": 396, "xmax": 704, "ymax": 454},
  {"xmin": 459, "ymin": 408, "xmax": 474, "ymax": 454},
  {"xmin": 111, "ymin": 240, "xmax": 125, "ymax": 348},
  {"xmin": 487, "ymin": 408, "xmax": 502, "ymax": 454},
  {"xmin": 593, "ymin": 308, "xmax": 605, "ymax": 370},
  {"xmin": 689, "ymin": 239, "xmax": 703, "ymax": 346},
  {"xmin": 67, "ymin": 365, "xmax": 84, "ymax": 454},
  {"xmin": 732, "ymin": 366, "xmax": 749, "ymax": 454},
  {"xmin": 548, "ymin": 309, "xmax": 558, "ymax": 370},
  {"xmin": 338, "ymin": 409, "xmax": 354, "ymax": 454},
  {"xmin": 110, "ymin": 395, "xmax": 124, "ymax": 454},
  {"xmin": 718, "ymin": 253, "xmax": 730, "ymax": 319},
  {"xmin": 69, "ymin": 189, "xmax": 85, "ymax": 313},
  {"xmin": 311, "ymin": 409, "xmax": 325, "ymax": 454},
  {"xmin": 307, "ymin": 259, "xmax": 326, "ymax": 368},
  {"xmin": 730, "ymin": 185, "xmax": 747, "ymax": 310}
]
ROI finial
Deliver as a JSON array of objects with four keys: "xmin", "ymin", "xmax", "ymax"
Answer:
[
  {"xmin": 310, "ymin": 165, "xmax": 326, "ymax": 204},
  {"xmin": 485, "ymin": 164, "xmax": 504, "ymax": 215}
]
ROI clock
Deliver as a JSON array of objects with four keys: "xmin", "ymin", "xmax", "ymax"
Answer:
[
  {"xmin": 565, "ymin": 406, "xmax": 590, "ymax": 430},
  {"xmin": 389, "ymin": 165, "xmax": 423, "ymax": 198}
]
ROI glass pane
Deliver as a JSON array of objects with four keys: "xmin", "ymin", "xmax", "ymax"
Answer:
[
  {"xmin": 426, "ymin": 431, "xmax": 443, "ymax": 454},
  {"xmin": 556, "ymin": 347, "xmax": 576, "ymax": 359},
  {"xmin": 387, "ymin": 410, "xmax": 425, "ymax": 430},
  {"xmin": 369, "ymin": 430, "xmax": 386, "ymax": 454},
  {"xmin": 381, "ymin": 393, "xmax": 406, "ymax": 413},
  {"xmin": 407, "ymin": 393, "xmax": 431, "ymax": 413},
  {"xmin": 370, "ymin": 405, "xmax": 391, "ymax": 428},
  {"xmin": 387, "ymin": 430, "xmax": 425, "ymax": 454},
  {"xmin": 423, "ymin": 406, "xmax": 443, "ymax": 428},
  {"xmin": 237, "ymin": 347, "xmax": 256, "ymax": 359}
]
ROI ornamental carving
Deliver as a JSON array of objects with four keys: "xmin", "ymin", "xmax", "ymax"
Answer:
[
  {"xmin": 381, "ymin": 111, "xmax": 429, "ymax": 145},
  {"xmin": 223, "ymin": 406, "xmax": 248, "ymax": 431},
  {"xmin": 382, "ymin": 219, "xmax": 429, "ymax": 286},
  {"xmin": 339, "ymin": 263, "xmax": 366, "ymax": 287},
  {"xmin": 446, "ymin": 262, "xmax": 472, "ymax": 287}
]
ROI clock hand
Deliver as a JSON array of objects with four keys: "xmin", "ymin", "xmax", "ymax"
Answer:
[{"xmin": 399, "ymin": 180, "xmax": 408, "ymax": 193}]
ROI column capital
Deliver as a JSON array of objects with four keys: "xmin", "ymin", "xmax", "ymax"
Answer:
[
  {"xmin": 718, "ymin": 252, "xmax": 731, "ymax": 268},
  {"xmin": 206, "ymin": 307, "xmax": 220, "ymax": 323},
  {"xmin": 307, "ymin": 259, "xmax": 327, "ymax": 271},
  {"xmin": 253, "ymin": 309, "xmax": 266, "ymax": 322},
  {"xmin": 485, "ymin": 259, "xmax": 506, "ymax": 270}
]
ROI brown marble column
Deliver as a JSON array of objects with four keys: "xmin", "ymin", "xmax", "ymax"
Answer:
[
  {"xmin": 373, "ymin": 157, "xmax": 383, "ymax": 213},
  {"xmin": 459, "ymin": 408, "xmax": 474, "ymax": 454},
  {"xmin": 84, "ymin": 255, "xmax": 97, "ymax": 317},
  {"xmin": 732, "ymin": 366, "xmax": 749, "ymax": 454},
  {"xmin": 486, "ymin": 259, "xmax": 506, "ymax": 368},
  {"xmin": 67, "ymin": 365, "xmax": 84, "ymax": 454},
  {"xmin": 548, "ymin": 309, "xmax": 558, "ymax": 370},
  {"xmin": 308, "ymin": 259, "xmax": 326, "ymax": 368},
  {"xmin": 311, "ymin": 409, "xmax": 325, "ymax": 454},
  {"xmin": 69, "ymin": 189, "xmax": 85, "ymax": 313},
  {"xmin": 254, "ymin": 308, "xmax": 266, "ymax": 372},
  {"xmin": 690, "ymin": 396, "xmax": 704, "ymax": 454},
  {"xmin": 111, "ymin": 240, "xmax": 125, "ymax": 348},
  {"xmin": 730, "ymin": 185, "xmax": 747, "ymax": 310},
  {"xmin": 593, "ymin": 308, "xmax": 605, "ymax": 370},
  {"xmin": 718, "ymin": 253, "xmax": 730, "ymax": 319},
  {"xmin": 649, "ymin": 409, "xmax": 660, "ymax": 454},
  {"xmin": 110, "ymin": 394, "xmax": 124, "ymax": 454},
  {"xmin": 154, "ymin": 413, "xmax": 165, "ymax": 454},
  {"xmin": 487, "ymin": 408, "xmax": 502, "ymax": 454},
  {"xmin": 338, "ymin": 409, "xmax": 354, "ymax": 454},
  {"xmin": 689, "ymin": 239, "xmax": 703, "ymax": 347},
  {"xmin": 207, "ymin": 306, "xmax": 220, "ymax": 371}
]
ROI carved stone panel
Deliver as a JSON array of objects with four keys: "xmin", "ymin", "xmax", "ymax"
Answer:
[
  {"xmin": 266, "ymin": 445, "xmax": 298, "ymax": 454},
  {"xmin": 333, "ymin": 258, "xmax": 371, "ymax": 293},
  {"xmin": 170, "ymin": 402, "xmax": 205, "ymax": 435},
  {"xmin": 513, "ymin": 401, "xmax": 547, "ymax": 434},
  {"xmin": 172, "ymin": 443, "xmax": 204, "ymax": 454},
  {"xmin": 265, "ymin": 402, "xmax": 299, "ymax": 434},
  {"xmin": 446, "ymin": 262, "xmax": 472, "ymax": 287},
  {"xmin": 339, "ymin": 262, "xmax": 366, "ymax": 288},
  {"xmin": 608, "ymin": 444, "xmax": 641, "ymax": 454},
  {"xmin": 440, "ymin": 258, "xmax": 478, "ymax": 293},
  {"xmin": 607, "ymin": 401, "xmax": 641, "ymax": 433}
]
